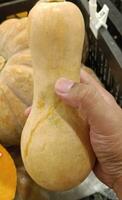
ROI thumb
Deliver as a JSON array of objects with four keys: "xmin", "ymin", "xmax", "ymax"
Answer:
[{"xmin": 55, "ymin": 78, "xmax": 122, "ymax": 136}]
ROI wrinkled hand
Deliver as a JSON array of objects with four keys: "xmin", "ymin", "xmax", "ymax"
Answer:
[
  {"xmin": 55, "ymin": 69, "xmax": 122, "ymax": 191},
  {"xmin": 25, "ymin": 69, "xmax": 122, "ymax": 197}
]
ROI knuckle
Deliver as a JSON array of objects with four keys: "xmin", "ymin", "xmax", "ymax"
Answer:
[
  {"xmin": 68, "ymin": 83, "xmax": 100, "ymax": 110},
  {"xmin": 79, "ymin": 84, "xmax": 97, "ymax": 105}
]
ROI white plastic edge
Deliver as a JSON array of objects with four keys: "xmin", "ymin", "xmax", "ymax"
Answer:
[{"xmin": 89, "ymin": 0, "xmax": 109, "ymax": 39}]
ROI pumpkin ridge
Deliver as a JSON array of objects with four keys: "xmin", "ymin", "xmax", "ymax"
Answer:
[
  {"xmin": 5, "ymin": 74, "xmax": 31, "ymax": 107},
  {"xmin": 0, "ymin": 56, "xmax": 6, "ymax": 72},
  {"xmin": 0, "ymin": 85, "xmax": 24, "ymax": 133},
  {"xmin": 6, "ymin": 49, "xmax": 32, "ymax": 68}
]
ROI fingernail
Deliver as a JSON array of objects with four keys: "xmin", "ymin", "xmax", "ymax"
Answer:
[{"xmin": 55, "ymin": 78, "xmax": 74, "ymax": 94}]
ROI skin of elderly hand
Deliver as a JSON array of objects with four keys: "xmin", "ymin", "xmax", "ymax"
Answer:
[
  {"xmin": 55, "ymin": 69, "xmax": 122, "ymax": 199},
  {"xmin": 25, "ymin": 68, "xmax": 122, "ymax": 199}
]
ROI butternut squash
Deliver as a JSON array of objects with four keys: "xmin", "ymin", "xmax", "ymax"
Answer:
[
  {"xmin": 0, "ymin": 144, "xmax": 17, "ymax": 200},
  {"xmin": 21, "ymin": 0, "xmax": 95, "ymax": 191}
]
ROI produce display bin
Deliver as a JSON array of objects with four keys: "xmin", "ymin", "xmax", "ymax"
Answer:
[
  {"xmin": 0, "ymin": 0, "xmax": 122, "ymax": 199},
  {"xmin": 71, "ymin": 0, "xmax": 122, "ymax": 107},
  {"xmin": 111, "ymin": 0, "xmax": 122, "ymax": 12}
]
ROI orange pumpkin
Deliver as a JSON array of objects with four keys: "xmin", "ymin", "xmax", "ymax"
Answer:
[{"xmin": 0, "ymin": 144, "xmax": 17, "ymax": 200}]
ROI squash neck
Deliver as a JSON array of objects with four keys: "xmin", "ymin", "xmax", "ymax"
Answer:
[{"xmin": 33, "ymin": 66, "xmax": 60, "ymax": 108}]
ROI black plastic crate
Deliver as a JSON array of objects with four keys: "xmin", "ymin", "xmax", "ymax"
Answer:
[
  {"xmin": 70, "ymin": 0, "xmax": 122, "ymax": 106},
  {"xmin": 111, "ymin": 0, "xmax": 122, "ymax": 12},
  {"xmin": 97, "ymin": 0, "xmax": 122, "ymax": 50}
]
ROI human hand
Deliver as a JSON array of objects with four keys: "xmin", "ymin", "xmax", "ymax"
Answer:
[{"xmin": 55, "ymin": 69, "xmax": 122, "ymax": 197}]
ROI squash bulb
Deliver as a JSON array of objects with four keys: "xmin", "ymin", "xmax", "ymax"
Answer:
[{"xmin": 21, "ymin": 0, "xmax": 95, "ymax": 191}]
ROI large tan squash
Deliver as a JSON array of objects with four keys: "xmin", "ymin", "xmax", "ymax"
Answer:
[
  {"xmin": 21, "ymin": 0, "xmax": 95, "ymax": 191},
  {"xmin": 0, "ymin": 18, "xmax": 33, "ymax": 146}
]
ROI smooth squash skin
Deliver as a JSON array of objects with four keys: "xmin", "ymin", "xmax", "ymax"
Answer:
[{"xmin": 21, "ymin": 0, "xmax": 95, "ymax": 191}]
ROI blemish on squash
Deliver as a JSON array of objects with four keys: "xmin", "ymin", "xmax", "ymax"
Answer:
[
  {"xmin": 25, "ymin": 106, "xmax": 56, "ymax": 157},
  {"xmin": 37, "ymin": 99, "xmax": 45, "ymax": 109},
  {"xmin": 0, "ymin": 56, "xmax": 6, "ymax": 72},
  {"xmin": 25, "ymin": 100, "xmax": 61, "ymax": 157},
  {"xmin": 48, "ymin": 113, "xmax": 60, "ymax": 126}
]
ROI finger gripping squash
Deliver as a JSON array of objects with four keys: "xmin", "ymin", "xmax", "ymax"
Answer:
[{"xmin": 21, "ymin": 0, "xmax": 95, "ymax": 191}]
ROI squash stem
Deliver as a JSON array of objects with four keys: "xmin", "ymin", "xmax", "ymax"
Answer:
[{"xmin": 46, "ymin": 0, "xmax": 65, "ymax": 2}]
